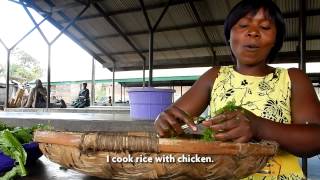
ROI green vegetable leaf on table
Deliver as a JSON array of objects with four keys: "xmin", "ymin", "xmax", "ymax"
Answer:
[
  {"xmin": 0, "ymin": 129, "xmax": 27, "ymax": 178},
  {"xmin": 0, "ymin": 123, "xmax": 52, "ymax": 179}
]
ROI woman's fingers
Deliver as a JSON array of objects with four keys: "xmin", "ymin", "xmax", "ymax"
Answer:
[
  {"xmin": 202, "ymin": 111, "xmax": 238, "ymax": 127},
  {"xmin": 154, "ymin": 117, "xmax": 170, "ymax": 137},
  {"xmin": 162, "ymin": 110, "xmax": 184, "ymax": 135},
  {"xmin": 202, "ymin": 109, "xmax": 254, "ymax": 142},
  {"xmin": 209, "ymin": 117, "xmax": 239, "ymax": 131},
  {"xmin": 171, "ymin": 105, "xmax": 197, "ymax": 131},
  {"xmin": 214, "ymin": 125, "xmax": 251, "ymax": 142},
  {"xmin": 154, "ymin": 105, "xmax": 196, "ymax": 137},
  {"xmin": 214, "ymin": 127, "xmax": 241, "ymax": 141}
]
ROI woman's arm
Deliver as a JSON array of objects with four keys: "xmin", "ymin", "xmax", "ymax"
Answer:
[
  {"xmin": 256, "ymin": 68, "xmax": 320, "ymax": 157},
  {"xmin": 255, "ymin": 68, "xmax": 320, "ymax": 157},
  {"xmin": 203, "ymin": 68, "xmax": 320, "ymax": 157},
  {"xmin": 155, "ymin": 67, "xmax": 220, "ymax": 137}
]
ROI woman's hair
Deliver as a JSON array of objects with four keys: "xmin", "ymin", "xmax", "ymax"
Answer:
[{"xmin": 224, "ymin": 0, "xmax": 286, "ymax": 62}]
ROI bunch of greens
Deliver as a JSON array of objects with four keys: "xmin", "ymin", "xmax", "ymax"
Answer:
[
  {"xmin": 0, "ymin": 129, "xmax": 27, "ymax": 179},
  {"xmin": 201, "ymin": 100, "xmax": 240, "ymax": 142},
  {"xmin": 0, "ymin": 122, "xmax": 51, "ymax": 179}
]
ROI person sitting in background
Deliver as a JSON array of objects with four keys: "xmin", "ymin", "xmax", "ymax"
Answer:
[
  {"xmin": 25, "ymin": 79, "xmax": 47, "ymax": 108},
  {"xmin": 108, "ymin": 96, "xmax": 112, "ymax": 106},
  {"xmin": 50, "ymin": 96, "xmax": 67, "ymax": 108},
  {"xmin": 71, "ymin": 82, "xmax": 90, "ymax": 108}
]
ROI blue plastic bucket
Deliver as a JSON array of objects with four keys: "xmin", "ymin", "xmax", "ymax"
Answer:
[{"xmin": 128, "ymin": 87, "xmax": 175, "ymax": 120}]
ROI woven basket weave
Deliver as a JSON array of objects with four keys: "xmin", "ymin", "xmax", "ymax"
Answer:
[{"xmin": 34, "ymin": 130, "xmax": 278, "ymax": 179}]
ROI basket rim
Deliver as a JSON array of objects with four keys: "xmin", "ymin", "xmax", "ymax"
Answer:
[{"xmin": 34, "ymin": 130, "xmax": 278, "ymax": 156}]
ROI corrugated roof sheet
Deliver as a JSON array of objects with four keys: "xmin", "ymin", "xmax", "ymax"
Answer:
[{"xmin": 23, "ymin": 0, "xmax": 320, "ymax": 71}]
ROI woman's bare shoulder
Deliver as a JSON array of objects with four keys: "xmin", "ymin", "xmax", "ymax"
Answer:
[
  {"xmin": 287, "ymin": 67, "xmax": 314, "ymax": 93},
  {"xmin": 287, "ymin": 68, "xmax": 308, "ymax": 79},
  {"xmin": 288, "ymin": 68, "xmax": 320, "ymax": 124},
  {"xmin": 196, "ymin": 66, "xmax": 221, "ymax": 89}
]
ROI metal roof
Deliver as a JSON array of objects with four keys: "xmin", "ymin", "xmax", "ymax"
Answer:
[
  {"xmin": 18, "ymin": 0, "xmax": 320, "ymax": 71},
  {"xmin": 49, "ymin": 75, "xmax": 199, "ymax": 87}
]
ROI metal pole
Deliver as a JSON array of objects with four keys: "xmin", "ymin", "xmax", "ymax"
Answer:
[
  {"xmin": 91, "ymin": 57, "xmax": 95, "ymax": 106},
  {"xmin": 120, "ymin": 84, "xmax": 123, "ymax": 102},
  {"xmin": 47, "ymin": 45, "xmax": 51, "ymax": 108},
  {"xmin": 143, "ymin": 60, "xmax": 146, "ymax": 87},
  {"xmin": 148, "ymin": 31, "xmax": 153, "ymax": 87},
  {"xmin": 299, "ymin": 0, "xmax": 307, "ymax": 177},
  {"xmin": 139, "ymin": 0, "xmax": 172, "ymax": 87},
  {"xmin": 172, "ymin": 84, "xmax": 175, "ymax": 102},
  {"xmin": 124, "ymin": 86, "xmax": 126, "ymax": 102},
  {"xmin": 112, "ymin": 64, "xmax": 115, "ymax": 105},
  {"xmin": 5, "ymin": 50, "xmax": 11, "ymax": 108},
  {"xmin": 299, "ymin": 0, "xmax": 306, "ymax": 73}
]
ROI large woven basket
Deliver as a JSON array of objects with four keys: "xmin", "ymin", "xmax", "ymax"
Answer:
[{"xmin": 34, "ymin": 130, "xmax": 278, "ymax": 179}]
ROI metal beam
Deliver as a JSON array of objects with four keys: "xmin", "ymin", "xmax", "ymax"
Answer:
[
  {"xmin": 93, "ymin": 2, "xmax": 145, "ymax": 62},
  {"xmin": 81, "ymin": 19, "xmax": 224, "ymax": 40},
  {"xmin": 0, "ymin": 9, "xmax": 48, "ymax": 108},
  {"xmin": 111, "ymin": 50, "xmax": 320, "ymax": 71},
  {"xmin": 50, "ymin": 5, "xmax": 89, "ymax": 45},
  {"xmin": 188, "ymin": 0, "xmax": 216, "ymax": 65},
  {"xmin": 49, "ymin": 2, "xmax": 85, "ymax": 13},
  {"xmin": 22, "ymin": 0, "xmax": 109, "ymax": 67},
  {"xmin": 106, "ymin": 42, "xmax": 226, "ymax": 56},
  {"xmin": 57, "ymin": 0, "xmax": 201, "ymax": 23},
  {"xmin": 139, "ymin": 0, "xmax": 172, "ymax": 87},
  {"xmin": 22, "ymin": 0, "xmax": 90, "ymax": 108},
  {"xmin": 104, "ymin": 34, "xmax": 320, "ymax": 56},
  {"xmin": 79, "ymin": 9, "xmax": 320, "ymax": 41},
  {"xmin": 55, "ymin": 11, "xmax": 117, "ymax": 63}
]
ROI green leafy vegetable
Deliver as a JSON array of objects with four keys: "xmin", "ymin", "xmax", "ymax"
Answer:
[
  {"xmin": 0, "ymin": 130, "xmax": 27, "ymax": 178},
  {"xmin": 11, "ymin": 127, "xmax": 33, "ymax": 144},
  {"xmin": 201, "ymin": 100, "xmax": 240, "ymax": 142},
  {"xmin": 215, "ymin": 99, "xmax": 239, "ymax": 115},
  {"xmin": 202, "ymin": 128, "xmax": 215, "ymax": 142},
  {"xmin": 0, "ymin": 123, "xmax": 52, "ymax": 179}
]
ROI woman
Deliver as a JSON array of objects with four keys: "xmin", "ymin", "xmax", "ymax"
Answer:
[
  {"xmin": 154, "ymin": 0, "xmax": 320, "ymax": 179},
  {"xmin": 25, "ymin": 79, "xmax": 47, "ymax": 108}
]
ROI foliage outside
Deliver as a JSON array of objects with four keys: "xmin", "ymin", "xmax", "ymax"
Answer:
[
  {"xmin": 0, "ymin": 63, "xmax": 4, "ymax": 80},
  {"xmin": 9, "ymin": 48, "xmax": 43, "ymax": 84}
]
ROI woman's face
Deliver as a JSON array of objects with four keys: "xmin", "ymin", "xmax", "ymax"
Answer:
[{"xmin": 230, "ymin": 8, "xmax": 277, "ymax": 65}]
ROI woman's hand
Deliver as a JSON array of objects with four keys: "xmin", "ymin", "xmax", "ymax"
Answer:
[
  {"xmin": 154, "ymin": 105, "xmax": 197, "ymax": 137},
  {"xmin": 202, "ymin": 109, "xmax": 257, "ymax": 143}
]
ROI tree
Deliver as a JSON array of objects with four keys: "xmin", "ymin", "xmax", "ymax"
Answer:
[
  {"xmin": 0, "ymin": 63, "xmax": 4, "ymax": 78},
  {"xmin": 10, "ymin": 48, "xmax": 43, "ymax": 83}
]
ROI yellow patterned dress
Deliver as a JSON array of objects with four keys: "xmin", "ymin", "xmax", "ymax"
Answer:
[{"xmin": 210, "ymin": 66, "xmax": 305, "ymax": 180}]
